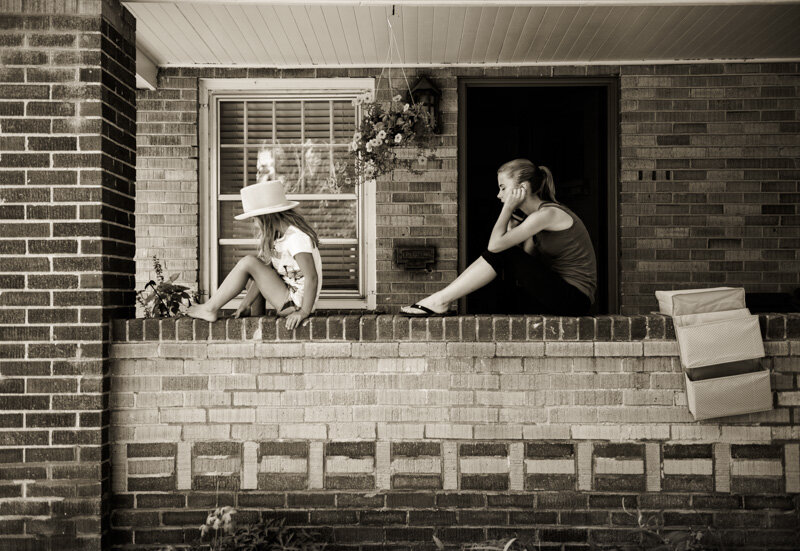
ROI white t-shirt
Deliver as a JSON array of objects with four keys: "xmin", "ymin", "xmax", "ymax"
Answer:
[{"xmin": 268, "ymin": 225, "xmax": 323, "ymax": 310}]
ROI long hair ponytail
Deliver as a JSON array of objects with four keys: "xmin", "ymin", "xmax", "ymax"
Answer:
[
  {"xmin": 254, "ymin": 209, "xmax": 320, "ymax": 261},
  {"xmin": 536, "ymin": 166, "xmax": 556, "ymax": 203},
  {"xmin": 497, "ymin": 158, "xmax": 557, "ymax": 203}
]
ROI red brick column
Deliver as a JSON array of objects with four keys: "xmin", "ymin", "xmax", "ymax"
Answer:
[{"xmin": 0, "ymin": 1, "xmax": 136, "ymax": 549}]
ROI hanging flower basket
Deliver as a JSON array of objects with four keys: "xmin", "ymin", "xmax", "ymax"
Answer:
[{"xmin": 349, "ymin": 91, "xmax": 437, "ymax": 181}]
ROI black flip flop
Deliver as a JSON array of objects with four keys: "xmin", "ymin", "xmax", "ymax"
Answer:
[{"xmin": 400, "ymin": 303, "xmax": 449, "ymax": 317}]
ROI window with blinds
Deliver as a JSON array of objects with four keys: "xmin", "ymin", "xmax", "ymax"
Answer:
[{"xmin": 209, "ymin": 89, "xmax": 371, "ymax": 307}]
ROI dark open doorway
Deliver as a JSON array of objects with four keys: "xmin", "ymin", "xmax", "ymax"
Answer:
[{"xmin": 458, "ymin": 78, "xmax": 618, "ymax": 315}]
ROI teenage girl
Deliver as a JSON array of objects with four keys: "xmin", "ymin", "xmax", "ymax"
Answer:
[
  {"xmin": 401, "ymin": 158, "xmax": 596, "ymax": 316},
  {"xmin": 188, "ymin": 180, "xmax": 322, "ymax": 330}
]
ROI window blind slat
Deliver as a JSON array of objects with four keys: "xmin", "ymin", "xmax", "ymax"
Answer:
[
  {"xmin": 304, "ymin": 101, "xmax": 330, "ymax": 140},
  {"xmin": 298, "ymin": 199, "xmax": 357, "ymax": 240},
  {"xmin": 275, "ymin": 101, "xmax": 302, "ymax": 143},
  {"xmin": 319, "ymin": 242, "xmax": 359, "ymax": 291},
  {"xmin": 219, "ymin": 149, "xmax": 245, "ymax": 195},
  {"xmin": 219, "ymin": 199, "xmax": 357, "ymax": 241},
  {"xmin": 246, "ymin": 102, "xmax": 273, "ymax": 144},
  {"xmin": 220, "ymin": 101, "xmax": 244, "ymax": 144},
  {"xmin": 219, "ymin": 201, "xmax": 255, "ymax": 240},
  {"xmin": 332, "ymin": 101, "xmax": 356, "ymax": 142}
]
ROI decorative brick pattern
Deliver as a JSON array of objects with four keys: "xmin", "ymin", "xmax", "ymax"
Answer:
[
  {"xmin": 126, "ymin": 443, "xmax": 176, "ymax": 493},
  {"xmin": 109, "ymin": 439, "xmax": 800, "ymax": 549},
  {"xmin": 730, "ymin": 444, "xmax": 785, "ymax": 495},
  {"xmin": 593, "ymin": 443, "xmax": 646, "ymax": 492},
  {"xmin": 325, "ymin": 441, "xmax": 376, "ymax": 490},
  {"xmin": 525, "ymin": 442, "xmax": 576, "ymax": 491},
  {"xmin": 662, "ymin": 444, "xmax": 715, "ymax": 492},
  {"xmin": 191, "ymin": 442, "xmax": 242, "ymax": 491},
  {"xmin": 391, "ymin": 441, "xmax": 443, "ymax": 490},
  {"xmin": 257, "ymin": 441, "xmax": 309, "ymax": 491},
  {"xmin": 458, "ymin": 443, "xmax": 510, "ymax": 491}
]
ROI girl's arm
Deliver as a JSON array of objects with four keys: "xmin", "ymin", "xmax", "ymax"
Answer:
[
  {"xmin": 234, "ymin": 278, "xmax": 260, "ymax": 318},
  {"xmin": 284, "ymin": 252, "xmax": 319, "ymax": 330},
  {"xmin": 508, "ymin": 210, "xmax": 535, "ymax": 253},
  {"xmin": 488, "ymin": 190, "xmax": 557, "ymax": 253},
  {"xmin": 242, "ymin": 278, "xmax": 260, "ymax": 306}
]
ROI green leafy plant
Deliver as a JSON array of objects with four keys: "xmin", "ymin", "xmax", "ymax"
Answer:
[
  {"xmin": 136, "ymin": 256, "xmax": 196, "ymax": 318},
  {"xmin": 614, "ymin": 500, "xmax": 722, "ymax": 551},
  {"xmin": 434, "ymin": 535, "xmax": 541, "ymax": 551},
  {"xmin": 190, "ymin": 511, "xmax": 325, "ymax": 551},
  {"xmin": 349, "ymin": 91, "xmax": 437, "ymax": 181}
]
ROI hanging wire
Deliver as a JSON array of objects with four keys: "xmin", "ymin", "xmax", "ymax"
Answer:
[
  {"xmin": 388, "ymin": 17, "xmax": 415, "ymax": 104},
  {"xmin": 374, "ymin": 5, "xmax": 416, "ymax": 105},
  {"xmin": 374, "ymin": 19, "xmax": 393, "ymax": 95}
]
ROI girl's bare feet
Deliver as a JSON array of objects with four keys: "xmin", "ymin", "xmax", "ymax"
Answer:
[{"xmin": 186, "ymin": 303, "xmax": 218, "ymax": 322}]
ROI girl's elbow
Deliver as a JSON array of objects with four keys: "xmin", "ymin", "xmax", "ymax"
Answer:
[{"xmin": 487, "ymin": 241, "xmax": 502, "ymax": 253}]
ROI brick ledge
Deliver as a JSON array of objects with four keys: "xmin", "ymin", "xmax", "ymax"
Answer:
[{"xmin": 113, "ymin": 313, "xmax": 799, "ymax": 342}]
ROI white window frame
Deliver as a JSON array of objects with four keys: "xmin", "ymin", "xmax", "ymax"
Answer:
[{"xmin": 199, "ymin": 78, "xmax": 376, "ymax": 310}]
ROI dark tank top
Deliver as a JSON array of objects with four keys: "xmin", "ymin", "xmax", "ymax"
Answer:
[{"xmin": 532, "ymin": 201, "xmax": 597, "ymax": 304}]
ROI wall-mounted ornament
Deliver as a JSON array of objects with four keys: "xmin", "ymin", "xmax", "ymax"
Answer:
[
  {"xmin": 410, "ymin": 76, "xmax": 442, "ymax": 134},
  {"xmin": 394, "ymin": 246, "xmax": 436, "ymax": 272}
]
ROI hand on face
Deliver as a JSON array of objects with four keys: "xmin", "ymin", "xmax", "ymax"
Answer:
[
  {"xmin": 497, "ymin": 174, "xmax": 528, "ymax": 211},
  {"xmin": 503, "ymin": 186, "xmax": 527, "ymax": 211}
]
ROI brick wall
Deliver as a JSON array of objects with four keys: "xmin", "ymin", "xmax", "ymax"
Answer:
[
  {"xmin": 619, "ymin": 63, "xmax": 800, "ymax": 313},
  {"xmin": 108, "ymin": 314, "xmax": 800, "ymax": 549},
  {"xmin": 136, "ymin": 63, "xmax": 800, "ymax": 314},
  {"xmin": 0, "ymin": 0, "xmax": 136, "ymax": 548},
  {"xmin": 135, "ymin": 74, "xmax": 198, "ymax": 297}
]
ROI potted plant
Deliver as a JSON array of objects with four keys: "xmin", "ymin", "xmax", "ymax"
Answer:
[
  {"xmin": 135, "ymin": 255, "xmax": 198, "ymax": 318},
  {"xmin": 348, "ymin": 91, "xmax": 437, "ymax": 181}
]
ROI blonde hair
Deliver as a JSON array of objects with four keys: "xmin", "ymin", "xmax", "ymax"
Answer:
[
  {"xmin": 253, "ymin": 209, "xmax": 320, "ymax": 261},
  {"xmin": 497, "ymin": 158, "xmax": 557, "ymax": 203}
]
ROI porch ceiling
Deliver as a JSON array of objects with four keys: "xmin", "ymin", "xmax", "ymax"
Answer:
[{"xmin": 125, "ymin": 0, "xmax": 800, "ymax": 73}]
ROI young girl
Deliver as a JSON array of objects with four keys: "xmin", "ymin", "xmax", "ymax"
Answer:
[
  {"xmin": 187, "ymin": 180, "xmax": 322, "ymax": 330},
  {"xmin": 401, "ymin": 158, "xmax": 596, "ymax": 316}
]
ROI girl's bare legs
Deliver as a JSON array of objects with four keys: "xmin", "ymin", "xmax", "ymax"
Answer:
[
  {"xmin": 238, "ymin": 279, "xmax": 266, "ymax": 317},
  {"xmin": 249, "ymin": 283, "xmax": 266, "ymax": 316},
  {"xmin": 187, "ymin": 255, "xmax": 289, "ymax": 322},
  {"xmin": 405, "ymin": 256, "xmax": 497, "ymax": 314}
]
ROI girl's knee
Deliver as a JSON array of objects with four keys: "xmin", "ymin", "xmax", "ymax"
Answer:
[{"xmin": 238, "ymin": 255, "xmax": 260, "ymax": 269}]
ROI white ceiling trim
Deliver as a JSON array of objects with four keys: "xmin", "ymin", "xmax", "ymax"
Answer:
[
  {"xmin": 125, "ymin": 1, "xmax": 800, "ymax": 73},
  {"xmin": 152, "ymin": 57, "xmax": 800, "ymax": 68},
  {"xmin": 127, "ymin": 0, "xmax": 800, "ymax": 5}
]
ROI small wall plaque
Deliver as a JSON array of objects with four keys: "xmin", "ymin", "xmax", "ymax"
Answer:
[{"xmin": 394, "ymin": 246, "xmax": 436, "ymax": 271}]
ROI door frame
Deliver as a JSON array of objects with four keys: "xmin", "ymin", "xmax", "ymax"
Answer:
[{"xmin": 457, "ymin": 77, "xmax": 620, "ymax": 314}]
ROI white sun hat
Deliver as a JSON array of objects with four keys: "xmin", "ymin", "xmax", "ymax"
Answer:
[{"xmin": 234, "ymin": 179, "xmax": 299, "ymax": 220}]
